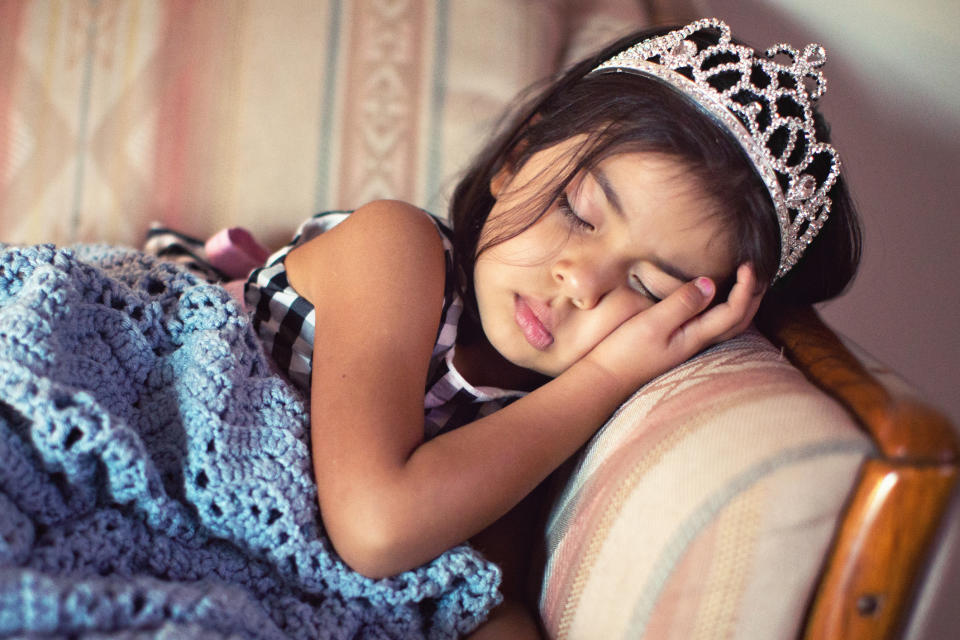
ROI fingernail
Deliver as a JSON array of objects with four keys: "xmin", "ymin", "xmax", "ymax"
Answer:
[{"xmin": 695, "ymin": 277, "xmax": 714, "ymax": 297}]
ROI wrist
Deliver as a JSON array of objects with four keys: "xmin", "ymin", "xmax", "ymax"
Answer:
[{"xmin": 561, "ymin": 356, "xmax": 642, "ymax": 412}]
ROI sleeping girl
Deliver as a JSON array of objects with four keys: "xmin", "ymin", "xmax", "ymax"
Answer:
[{"xmin": 0, "ymin": 18, "xmax": 860, "ymax": 639}]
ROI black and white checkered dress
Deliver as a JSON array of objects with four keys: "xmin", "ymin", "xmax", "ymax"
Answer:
[{"xmin": 243, "ymin": 211, "xmax": 524, "ymax": 438}]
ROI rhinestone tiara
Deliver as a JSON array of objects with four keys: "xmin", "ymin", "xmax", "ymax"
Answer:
[{"xmin": 590, "ymin": 18, "xmax": 841, "ymax": 282}]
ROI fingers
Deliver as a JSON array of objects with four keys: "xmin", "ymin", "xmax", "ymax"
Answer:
[
  {"xmin": 687, "ymin": 264, "xmax": 764, "ymax": 344},
  {"xmin": 611, "ymin": 263, "xmax": 764, "ymax": 367},
  {"xmin": 579, "ymin": 265, "xmax": 764, "ymax": 393},
  {"xmin": 641, "ymin": 276, "xmax": 716, "ymax": 341},
  {"xmin": 712, "ymin": 264, "xmax": 766, "ymax": 341},
  {"xmin": 660, "ymin": 264, "xmax": 764, "ymax": 353}
]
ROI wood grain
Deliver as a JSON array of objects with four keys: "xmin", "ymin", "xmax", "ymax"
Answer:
[
  {"xmin": 763, "ymin": 305, "xmax": 957, "ymax": 463},
  {"xmin": 762, "ymin": 306, "xmax": 959, "ymax": 640},
  {"xmin": 802, "ymin": 463, "xmax": 957, "ymax": 639}
]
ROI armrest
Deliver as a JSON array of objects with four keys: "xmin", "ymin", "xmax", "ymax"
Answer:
[
  {"xmin": 538, "ymin": 329, "xmax": 873, "ymax": 639},
  {"xmin": 761, "ymin": 306, "xmax": 959, "ymax": 640}
]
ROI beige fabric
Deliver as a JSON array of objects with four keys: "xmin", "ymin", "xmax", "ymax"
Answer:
[
  {"xmin": 540, "ymin": 330, "xmax": 874, "ymax": 639},
  {"xmin": 0, "ymin": 0, "xmax": 649, "ymax": 246},
  {"xmin": 5, "ymin": 5, "xmax": 877, "ymax": 638}
]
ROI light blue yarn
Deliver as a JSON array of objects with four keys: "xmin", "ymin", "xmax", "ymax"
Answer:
[{"xmin": 0, "ymin": 243, "xmax": 501, "ymax": 639}]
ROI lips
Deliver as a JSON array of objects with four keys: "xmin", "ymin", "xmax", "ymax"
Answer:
[{"xmin": 514, "ymin": 295, "xmax": 554, "ymax": 350}]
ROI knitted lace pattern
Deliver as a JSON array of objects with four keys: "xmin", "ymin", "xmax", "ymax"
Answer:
[{"xmin": 0, "ymin": 244, "xmax": 501, "ymax": 639}]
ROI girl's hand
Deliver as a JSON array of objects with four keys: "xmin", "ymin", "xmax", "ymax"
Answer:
[{"xmin": 581, "ymin": 264, "xmax": 764, "ymax": 397}]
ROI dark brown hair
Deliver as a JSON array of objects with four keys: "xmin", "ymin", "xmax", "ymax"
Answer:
[{"xmin": 449, "ymin": 26, "xmax": 861, "ymax": 321}]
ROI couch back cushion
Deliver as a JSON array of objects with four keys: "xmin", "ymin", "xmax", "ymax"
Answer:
[
  {"xmin": 539, "ymin": 329, "xmax": 874, "ymax": 639},
  {"xmin": 0, "ymin": 0, "xmax": 646, "ymax": 246}
]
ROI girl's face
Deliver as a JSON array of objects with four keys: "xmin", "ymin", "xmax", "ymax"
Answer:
[{"xmin": 473, "ymin": 140, "xmax": 736, "ymax": 377}]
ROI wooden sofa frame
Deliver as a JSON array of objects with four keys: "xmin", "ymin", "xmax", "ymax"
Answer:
[{"xmin": 762, "ymin": 306, "xmax": 958, "ymax": 640}]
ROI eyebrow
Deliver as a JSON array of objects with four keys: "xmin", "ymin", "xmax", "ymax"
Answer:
[
  {"xmin": 589, "ymin": 166, "xmax": 624, "ymax": 218},
  {"xmin": 590, "ymin": 166, "xmax": 700, "ymax": 284}
]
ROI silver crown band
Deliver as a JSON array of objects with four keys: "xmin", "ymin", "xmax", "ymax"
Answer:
[{"xmin": 590, "ymin": 18, "xmax": 841, "ymax": 282}]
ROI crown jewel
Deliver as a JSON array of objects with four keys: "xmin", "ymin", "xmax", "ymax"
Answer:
[{"xmin": 591, "ymin": 18, "xmax": 841, "ymax": 281}]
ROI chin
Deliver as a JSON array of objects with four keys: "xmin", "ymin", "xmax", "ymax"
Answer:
[
  {"xmin": 508, "ymin": 347, "xmax": 569, "ymax": 379},
  {"xmin": 485, "ymin": 333, "xmax": 549, "ymax": 376}
]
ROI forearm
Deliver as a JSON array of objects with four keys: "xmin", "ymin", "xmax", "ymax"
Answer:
[
  {"xmin": 411, "ymin": 358, "xmax": 623, "ymax": 525},
  {"xmin": 322, "ymin": 271, "xmax": 759, "ymax": 576},
  {"xmin": 328, "ymin": 357, "xmax": 627, "ymax": 577}
]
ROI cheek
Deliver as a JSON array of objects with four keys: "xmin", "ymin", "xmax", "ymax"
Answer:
[
  {"xmin": 478, "ymin": 199, "xmax": 536, "ymax": 252},
  {"xmin": 567, "ymin": 291, "xmax": 652, "ymax": 353},
  {"xmin": 471, "ymin": 259, "xmax": 497, "ymax": 311},
  {"xmin": 480, "ymin": 207, "xmax": 571, "ymax": 265},
  {"xmin": 471, "ymin": 256, "xmax": 518, "ymax": 328}
]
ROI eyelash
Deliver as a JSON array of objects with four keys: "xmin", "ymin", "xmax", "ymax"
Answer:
[
  {"xmin": 557, "ymin": 193, "xmax": 594, "ymax": 231},
  {"xmin": 629, "ymin": 274, "xmax": 662, "ymax": 303}
]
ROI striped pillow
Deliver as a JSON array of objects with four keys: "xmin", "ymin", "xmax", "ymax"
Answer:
[{"xmin": 539, "ymin": 329, "xmax": 874, "ymax": 639}]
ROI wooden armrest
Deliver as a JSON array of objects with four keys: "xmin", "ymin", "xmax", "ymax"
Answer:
[
  {"xmin": 761, "ymin": 305, "xmax": 958, "ymax": 640},
  {"xmin": 762, "ymin": 305, "xmax": 956, "ymax": 464}
]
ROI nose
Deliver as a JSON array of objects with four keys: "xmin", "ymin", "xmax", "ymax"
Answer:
[{"xmin": 552, "ymin": 258, "xmax": 613, "ymax": 310}]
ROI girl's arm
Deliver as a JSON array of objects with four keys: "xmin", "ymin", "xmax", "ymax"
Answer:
[{"xmin": 285, "ymin": 200, "xmax": 760, "ymax": 578}]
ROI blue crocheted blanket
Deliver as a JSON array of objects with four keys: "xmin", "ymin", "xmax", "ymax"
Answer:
[{"xmin": 0, "ymin": 244, "xmax": 501, "ymax": 639}]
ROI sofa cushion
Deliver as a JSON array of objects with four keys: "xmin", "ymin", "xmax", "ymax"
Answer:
[
  {"xmin": 539, "ymin": 329, "xmax": 874, "ymax": 639},
  {"xmin": 0, "ymin": 0, "xmax": 647, "ymax": 246}
]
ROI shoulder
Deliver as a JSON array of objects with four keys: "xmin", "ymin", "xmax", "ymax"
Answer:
[
  {"xmin": 343, "ymin": 200, "xmax": 446, "ymax": 252},
  {"xmin": 305, "ymin": 200, "xmax": 444, "ymax": 259},
  {"xmin": 285, "ymin": 200, "xmax": 447, "ymax": 305}
]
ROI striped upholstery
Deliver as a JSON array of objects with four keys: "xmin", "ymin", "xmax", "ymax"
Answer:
[
  {"xmin": 540, "ymin": 330, "xmax": 874, "ymax": 639},
  {"xmin": 4, "ymin": 4, "xmax": 875, "ymax": 637},
  {"xmin": 0, "ymin": 0, "xmax": 647, "ymax": 246}
]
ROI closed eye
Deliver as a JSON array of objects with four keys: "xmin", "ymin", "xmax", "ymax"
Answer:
[
  {"xmin": 629, "ymin": 273, "xmax": 662, "ymax": 302},
  {"xmin": 557, "ymin": 193, "xmax": 594, "ymax": 232}
]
